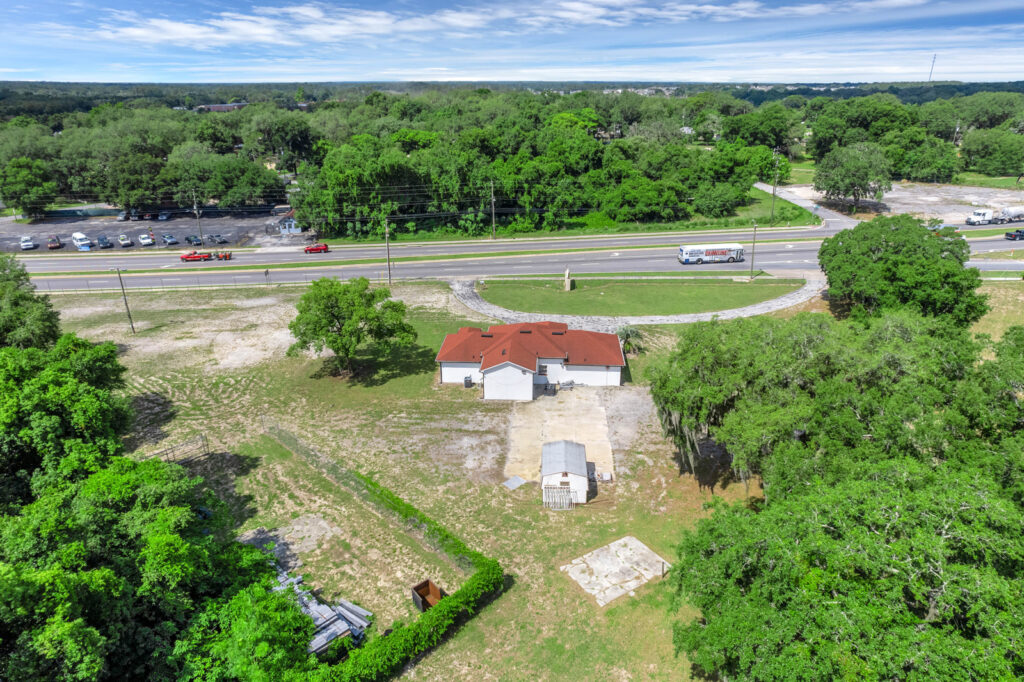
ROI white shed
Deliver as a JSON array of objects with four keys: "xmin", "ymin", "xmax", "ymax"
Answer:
[{"xmin": 541, "ymin": 441, "xmax": 589, "ymax": 508}]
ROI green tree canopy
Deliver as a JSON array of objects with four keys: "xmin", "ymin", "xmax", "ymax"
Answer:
[
  {"xmin": 0, "ymin": 456, "xmax": 277, "ymax": 680},
  {"xmin": 0, "ymin": 157, "xmax": 56, "ymax": 217},
  {"xmin": 813, "ymin": 142, "xmax": 892, "ymax": 208},
  {"xmin": 819, "ymin": 214, "xmax": 988, "ymax": 326},
  {"xmin": 0, "ymin": 253, "xmax": 60, "ymax": 351},
  {"xmin": 648, "ymin": 310, "xmax": 1024, "ymax": 681},
  {"xmin": 672, "ymin": 462, "xmax": 1024, "ymax": 681},
  {"xmin": 0, "ymin": 334, "xmax": 129, "ymax": 510},
  {"xmin": 288, "ymin": 277, "xmax": 416, "ymax": 371},
  {"xmin": 961, "ymin": 128, "xmax": 1024, "ymax": 176}
]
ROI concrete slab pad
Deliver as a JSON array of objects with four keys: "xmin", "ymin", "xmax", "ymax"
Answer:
[
  {"xmin": 502, "ymin": 475, "xmax": 527, "ymax": 491},
  {"xmin": 560, "ymin": 536, "xmax": 670, "ymax": 607},
  {"xmin": 505, "ymin": 388, "xmax": 615, "ymax": 482}
]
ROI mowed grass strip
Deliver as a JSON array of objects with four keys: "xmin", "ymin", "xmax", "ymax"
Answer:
[
  {"xmin": 494, "ymin": 270, "xmax": 770, "ymax": 279},
  {"xmin": 975, "ymin": 249, "xmax": 1024, "ymax": 260},
  {"xmin": 477, "ymin": 278, "xmax": 804, "ymax": 316},
  {"xmin": 954, "ymin": 172, "xmax": 1024, "ymax": 191}
]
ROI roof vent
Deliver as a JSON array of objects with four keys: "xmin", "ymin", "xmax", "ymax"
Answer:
[
  {"xmin": 552, "ymin": 331, "xmax": 564, "ymax": 335},
  {"xmin": 481, "ymin": 333, "xmax": 493, "ymax": 338},
  {"xmin": 502, "ymin": 348, "xmax": 507, "ymax": 355},
  {"xmin": 519, "ymin": 330, "xmax": 531, "ymax": 334}
]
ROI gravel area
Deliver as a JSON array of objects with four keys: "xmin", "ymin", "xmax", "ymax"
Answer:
[{"xmin": 785, "ymin": 182, "xmax": 1024, "ymax": 224}]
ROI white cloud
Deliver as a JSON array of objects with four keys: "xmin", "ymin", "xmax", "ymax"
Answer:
[{"xmin": 7, "ymin": 0, "xmax": 1023, "ymax": 82}]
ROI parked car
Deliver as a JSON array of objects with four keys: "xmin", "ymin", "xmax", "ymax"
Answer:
[
  {"xmin": 71, "ymin": 232, "xmax": 92, "ymax": 251},
  {"xmin": 47, "ymin": 235, "xmax": 62, "ymax": 250},
  {"xmin": 19, "ymin": 236, "xmax": 37, "ymax": 250},
  {"xmin": 97, "ymin": 235, "xmax": 113, "ymax": 249},
  {"xmin": 129, "ymin": 210, "xmax": 140, "ymax": 221},
  {"xmin": 158, "ymin": 211, "xmax": 170, "ymax": 221},
  {"xmin": 118, "ymin": 234, "xmax": 132, "ymax": 247},
  {"xmin": 116, "ymin": 211, "xmax": 127, "ymax": 221},
  {"xmin": 138, "ymin": 233, "xmax": 154, "ymax": 246},
  {"xmin": 304, "ymin": 243, "xmax": 330, "ymax": 254},
  {"xmin": 185, "ymin": 235, "xmax": 202, "ymax": 246},
  {"xmin": 207, "ymin": 234, "xmax": 229, "ymax": 244},
  {"xmin": 161, "ymin": 233, "xmax": 178, "ymax": 245},
  {"xmin": 142, "ymin": 213, "xmax": 154, "ymax": 220},
  {"xmin": 180, "ymin": 250, "xmax": 213, "ymax": 262}
]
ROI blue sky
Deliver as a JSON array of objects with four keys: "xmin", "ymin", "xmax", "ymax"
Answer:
[{"xmin": 3, "ymin": 0, "xmax": 1023, "ymax": 82}]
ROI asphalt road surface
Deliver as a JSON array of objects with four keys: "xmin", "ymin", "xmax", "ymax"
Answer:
[{"xmin": 26, "ymin": 231, "xmax": 1023, "ymax": 292}]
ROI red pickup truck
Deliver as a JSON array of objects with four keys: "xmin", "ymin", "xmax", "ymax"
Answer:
[
  {"xmin": 180, "ymin": 251, "xmax": 213, "ymax": 262},
  {"xmin": 304, "ymin": 243, "xmax": 329, "ymax": 254}
]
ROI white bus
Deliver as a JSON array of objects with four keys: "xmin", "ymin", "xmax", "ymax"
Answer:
[{"xmin": 677, "ymin": 243, "xmax": 744, "ymax": 265}]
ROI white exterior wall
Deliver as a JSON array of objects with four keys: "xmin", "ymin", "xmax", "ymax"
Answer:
[
  {"xmin": 541, "ymin": 472, "xmax": 588, "ymax": 504},
  {"xmin": 439, "ymin": 362, "xmax": 483, "ymax": 384},
  {"xmin": 483, "ymin": 363, "xmax": 534, "ymax": 401},
  {"xmin": 559, "ymin": 365, "xmax": 622, "ymax": 387},
  {"xmin": 534, "ymin": 358, "xmax": 564, "ymax": 385}
]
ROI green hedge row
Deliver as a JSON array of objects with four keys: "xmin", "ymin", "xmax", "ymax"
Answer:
[{"xmin": 315, "ymin": 472, "xmax": 504, "ymax": 682}]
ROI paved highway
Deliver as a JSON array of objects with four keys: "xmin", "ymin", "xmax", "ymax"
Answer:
[
  {"xmin": 27, "ymin": 232, "xmax": 1023, "ymax": 292},
  {"xmin": 18, "ymin": 223, "xmax": 844, "ymax": 273}
]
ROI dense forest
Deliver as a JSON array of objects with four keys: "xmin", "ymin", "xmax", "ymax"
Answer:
[
  {"xmin": 3, "ymin": 80, "xmax": 1023, "ymax": 117},
  {"xmin": 649, "ymin": 216, "xmax": 1024, "ymax": 679},
  {"xmin": 0, "ymin": 85, "xmax": 1023, "ymax": 237}
]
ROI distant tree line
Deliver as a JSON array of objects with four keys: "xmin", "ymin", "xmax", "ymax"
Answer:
[{"xmin": 1, "ymin": 86, "xmax": 1022, "ymax": 230}]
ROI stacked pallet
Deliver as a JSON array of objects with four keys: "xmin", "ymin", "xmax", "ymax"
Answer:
[{"xmin": 273, "ymin": 568, "xmax": 373, "ymax": 655}]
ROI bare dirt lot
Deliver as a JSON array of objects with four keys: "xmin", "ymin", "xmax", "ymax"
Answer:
[
  {"xmin": 787, "ymin": 182, "xmax": 1024, "ymax": 223},
  {"xmin": 52, "ymin": 281, "xmax": 751, "ymax": 680}
]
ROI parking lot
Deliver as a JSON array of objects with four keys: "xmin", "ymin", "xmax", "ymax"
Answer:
[
  {"xmin": 0, "ymin": 213, "xmax": 279, "ymax": 252},
  {"xmin": 786, "ymin": 182, "xmax": 1024, "ymax": 224}
]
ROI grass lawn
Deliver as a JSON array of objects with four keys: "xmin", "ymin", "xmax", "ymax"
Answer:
[
  {"xmin": 973, "ymin": 281, "xmax": 1024, "ymax": 340},
  {"xmin": 980, "ymin": 270, "xmax": 1024, "ymax": 278},
  {"xmin": 786, "ymin": 158, "xmax": 816, "ymax": 185},
  {"xmin": 498, "ymin": 270, "xmax": 770, "ymax": 279},
  {"xmin": 53, "ymin": 281, "xmax": 749, "ymax": 680},
  {"xmin": 954, "ymin": 172, "xmax": 1024, "ymax": 191},
  {"xmin": 975, "ymin": 249, "xmax": 1024, "ymax": 260},
  {"xmin": 477, "ymin": 278, "xmax": 804, "ymax": 316},
  {"xmin": 963, "ymin": 228, "xmax": 1022, "ymax": 238}
]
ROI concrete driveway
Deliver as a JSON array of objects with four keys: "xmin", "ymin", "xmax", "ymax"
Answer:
[{"xmin": 504, "ymin": 388, "xmax": 616, "ymax": 482}]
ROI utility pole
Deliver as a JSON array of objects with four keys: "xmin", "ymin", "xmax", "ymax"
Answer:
[
  {"xmin": 749, "ymin": 221, "xmax": 758, "ymax": 281},
  {"xmin": 384, "ymin": 218, "xmax": 392, "ymax": 286},
  {"xmin": 928, "ymin": 54, "xmax": 937, "ymax": 82},
  {"xmin": 191, "ymin": 189, "xmax": 205, "ymax": 243},
  {"xmin": 490, "ymin": 180, "xmax": 497, "ymax": 239},
  {"xmin": 110, "ymin": 268, "xmax": 135, "ymax": 334},
  {"xmin": 769, "ymin": 147, "xmax": 780, "ymax": 226}
]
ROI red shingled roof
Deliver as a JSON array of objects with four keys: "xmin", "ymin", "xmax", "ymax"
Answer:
[{"xmin": 436, "ymin": 322, "xmax": 625, "ymax": 372}]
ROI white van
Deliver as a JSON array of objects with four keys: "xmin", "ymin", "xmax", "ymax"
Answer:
[
  {"xmin": 71, "ymin": 232, "xmax": 93, "ymax": 250},
  {"xmin": 678, "ymin": 243, "xmax": 744, "ymax": 265}
]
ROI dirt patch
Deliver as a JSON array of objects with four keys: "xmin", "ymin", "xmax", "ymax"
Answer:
[
  {"xmin": 236, "ymin": 295, "xmax": 280, "ymax": 308},
  {"xmin": 391, "ymin": 283, "xmax": 494, "ymax": 323},
  {"xmin": 239, "ymin": 513, "xmax": 342, "ymax": 570},
  {"xmin": 786, "ymin": 182, "xmax": 1024, "ymax": 223},
  {"xmin": 770, "ymin": 291, "xmax": 831, "ymax": 318}
]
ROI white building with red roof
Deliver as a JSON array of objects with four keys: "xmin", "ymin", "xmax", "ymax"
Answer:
[{"xmin": 435, "ymin": 322, "xmax": 625, "ymax": 400}]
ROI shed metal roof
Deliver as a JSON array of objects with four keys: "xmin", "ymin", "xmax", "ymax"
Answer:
[{"xmin": 541, "ymin": 440, "xmax": 588, "ymax": 478}]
